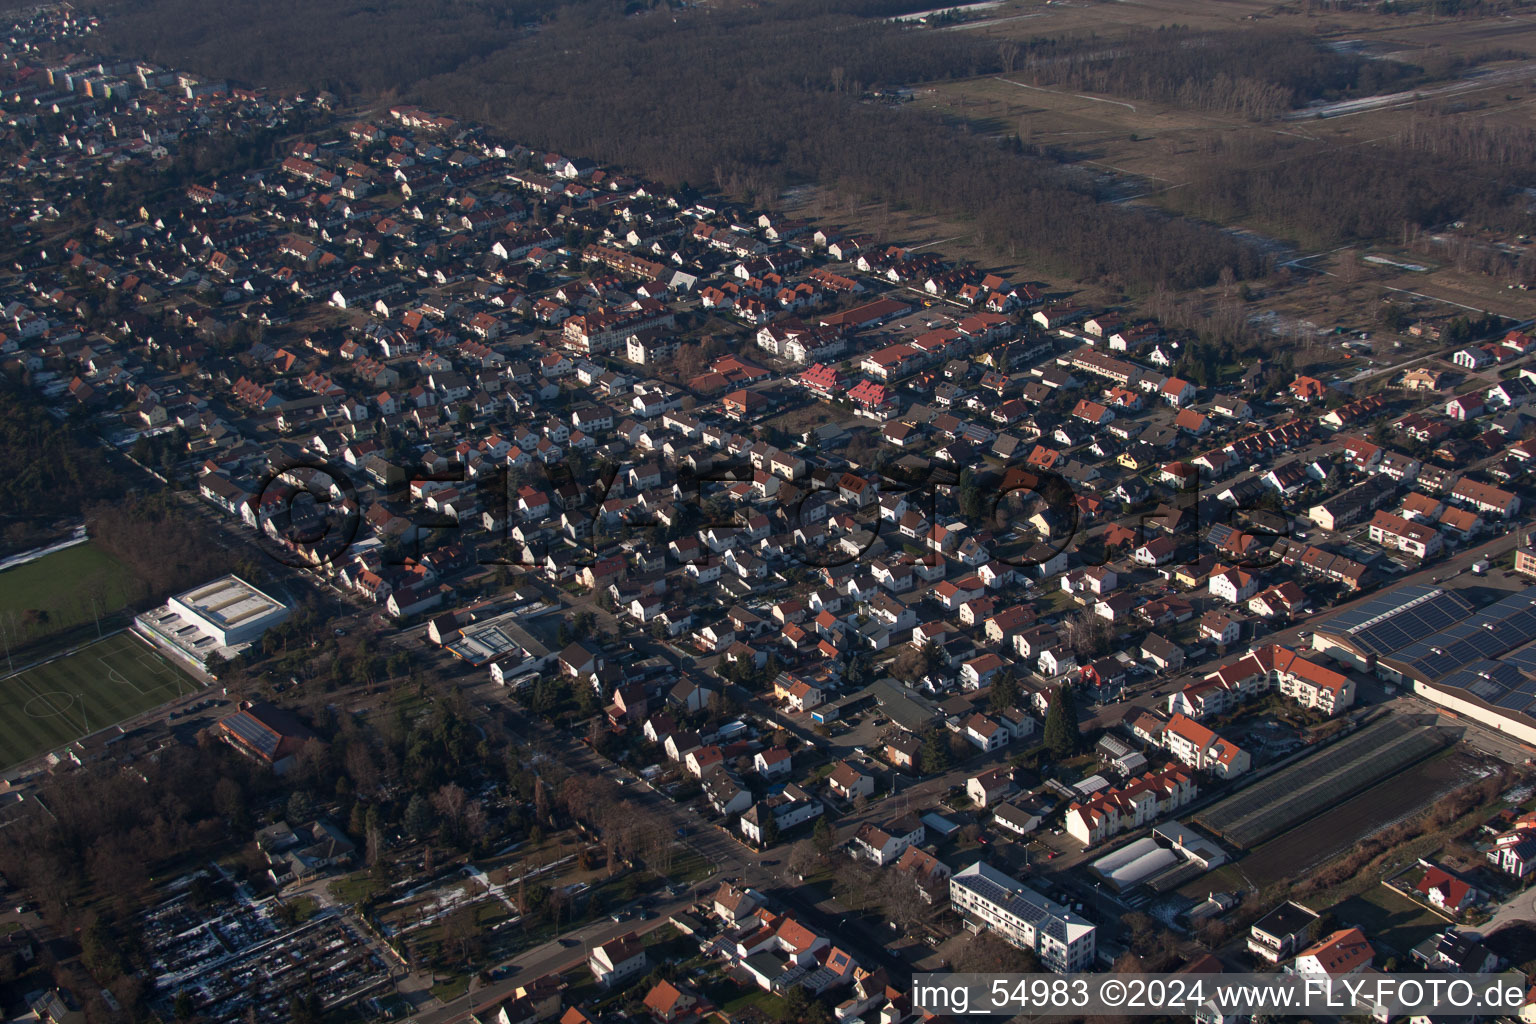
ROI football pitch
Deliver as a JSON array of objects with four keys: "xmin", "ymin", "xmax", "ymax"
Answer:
[{"xmin": 0, "ymin": 632, "xmax": 200, "ymax": 769}]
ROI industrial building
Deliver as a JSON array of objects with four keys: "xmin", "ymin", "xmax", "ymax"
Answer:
[
  {"xmin": 442, "ymin": 607, "xmax": 557, "ymax": 678},
  {"xmin": 1088, "ymin": 822, "xmax": 1226, "ymax": 892},
  {"xmin": 216, "ymin": 702, "xmax": 315, "ymax": 774},
  {"xmin": 1310, "ymin": 584, "xmax": 1536, "ymax": 745}
]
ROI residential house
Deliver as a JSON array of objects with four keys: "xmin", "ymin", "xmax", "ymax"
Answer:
[
  {"xmin": 1289, "ymin": 928, "xmax": 1374, "ymax": 978},
  {"xmin": 590, "ymin": 932, "xmax": 649, "ymax": 987}
]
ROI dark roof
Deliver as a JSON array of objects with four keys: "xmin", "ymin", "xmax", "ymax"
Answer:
[{"xmin": 1252, "ymin": 900, "xmax": 1318, "ymax": 939}]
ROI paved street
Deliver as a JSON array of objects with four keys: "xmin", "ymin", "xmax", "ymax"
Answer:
[{"xmin": 1477, "ymin": 881, "xmax": 1536, "ymax": 936}]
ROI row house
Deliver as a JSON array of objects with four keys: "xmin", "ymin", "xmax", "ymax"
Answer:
[
  {"xmin": 1367, "ymin": 509, "xmax": 1442, "ymax": 559},
  {"xmin": 1064, "ymin": 765, "xmax": 1197, "ymax": 846},
  {"xmin": 1451, "ymin": 477, "xmax": 1520, "ymax": 518}
]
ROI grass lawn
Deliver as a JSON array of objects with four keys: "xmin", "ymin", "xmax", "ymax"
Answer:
[
  {"xmin": 1332, "ymin": 886, "xmax": 1448, "ymax": 957},
  {"xmin": 1036, "ymin": 588, "xmax": 1079, "ymax": 615},
  {"xmin": 760, "ymin": 402, "xmax": 844, "ymax": 437},
  {"xmin": 329, "ymin": 871, "xmax": 388, "ymax": 908},
  {"xmin": 430, "ymin": 975, "xmax": 470, "ymax": 1002},
  {"xmin": 669, "ymin": 849, "xmax": 715, "ymax": 885},
  {"xmin": 722, "ymin": 989, "xmax": 790, "ymax": 1018},
  {"xmin": 1176, "ymin": 863, "xmax": 1250, "ymax": 900},
  {"xmin": 0, "ymin": 542, "xmax": 137, "ymax": 634},
  {"xmin": 0, "ymin": 632, "xmax": 199, "ymax": 768}
]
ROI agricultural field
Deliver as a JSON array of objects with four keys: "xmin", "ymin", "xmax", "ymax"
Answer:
[
  {"xmin": 916, "ymin": 0, "xmax": 1536, "ymax": 176},
  {"xmin": 0, "ymin": 631, "xmax": 199, "ymax": 769},
  {"xmin": 910, "ymin": 1, "xmax": 1536, "ymax": 292},
  {"xmin": 1236, "ymin": 749, "xmax": 1477, "ymax": 888}
]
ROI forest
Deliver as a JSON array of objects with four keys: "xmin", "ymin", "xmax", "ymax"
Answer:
[
  {"xmin": 1010, "ymin": 27, "xmax": 1434, "ymax": 121},
  {"xmin": 1165, "ymin": 113, "xmax": 1536, "ymax": 248},
  {"xmin": 90, "ymin": 0, "xmax": 1493, "ymax": 288},
  {"xmin": 0, "ymin": 378, "xmax": 126, "ymax": 549}
]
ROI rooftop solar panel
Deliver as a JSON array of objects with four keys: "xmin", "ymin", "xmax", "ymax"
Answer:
[
  {"xmin": 222, "ymin": 712, "xmax": 280, "ymax": 756},
  {"xmin": 1469, "ymin": 630, "xmax": 1506, "ymax": 656},
  {"xmin": 1435, "ymin": 658, "xmax": 1536, "ymax": 718},
  {"xmin": 1495, "ymin": 690, "xmax": 1536, "ymax": 712},
  {"xmin": 1324, "ymin": 589, "xmax": 1430, "ymax": 633},
  {"xmin": 1468, "ymin": 677, "xmax": 1506, "ymax": 701}
]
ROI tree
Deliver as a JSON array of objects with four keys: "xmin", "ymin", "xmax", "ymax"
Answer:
[
  {"xmin": 214, "ymin": 776, "xmax": 247, "ymax": 827},
  {"xmin": 890, "ymin": 644, "xmax": 928, "ymax": 682},
  {"xmin": 834, "ymin": 859, "xmax": 879, "ymax": 911},
  {"xmin": 989, "ymin": 671, "xmax": 1019, "ymax": 713},
  {"xmin": 919, "ymin": 729, "xmax": 952, "ymax": 774},
  {"xmin": 286, "ymin": 789, "xmax": 314, "ymax": 823},
  {"xmin": 788, "ymin": 838, "xmax": 820, "ymax": 878},
  {"xmin": 884, "ymin": 873, "xmax": 930, "ymax": 934},
  {"xmin": 289, "ymin": 991, "xmax": 322, "ymax": 1024},
  {"xmin": 760, "ymin": 813, "xmax": 781, "ymax": 848},
  {"xmin": 1113, "ymin": 951, "xmax": 1144, "ymax": 973},
  {"xmin": 365, "ymin": 805, "xmax": 383, "ymax": 867},
  {"xmin": 442, "ymin": 904, "xmax": 482, "ymax": 967},
  {"xmin": 403, "ymin": 793, "xmax": 436, "ymax": 839},
  {"xmin": 783, "ymin": 986, "xmax": 811, "ymax": 1023},
  {"xmin": 813, "ymin": 817, "xmax": 837, "ymax": 856},
  {"xmin": 81, "ymin": 917, "xmax": 125, "ymax": 980},
  {"xmin": 1043, "ymin": 683, "xmax": 1081, "ymax": 759},
  {"xmin": 952, "ymin": 932, "xmax": 1039, "ymax": 973}
]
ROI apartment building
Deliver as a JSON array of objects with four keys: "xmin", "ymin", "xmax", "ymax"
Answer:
[
  {"xmin": 1163, "ymin": 713, "xmax": 1250, "ymax": 778},
  {"xmin": 1064, "ymin": 765, "xmax": 1198, "ymax": 847},
  {"xmin": 949, "ymin": 862, "xmax": 1097, "ymax": 973}
]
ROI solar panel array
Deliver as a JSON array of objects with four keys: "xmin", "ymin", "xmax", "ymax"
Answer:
[
  {"xmin": 1322, "ymin": 586, "xmax": 1478, "ymax": 657},
  {"xmin": 957, "ymin": 871, "xmax": 1014, "ymax": 908},
  {"xmin": 955, "ymin": 871, "xmax": 1074, "ymax": 941},
  {"xmin": 1317, "ymin": 584, "xmax": 1440, "ymax": 633},
  {"xmin": 221, "ymin": 712, "xmax": 280, "ymax": 757},
  {"xmin": 1317, "ymin": 585, "xmax": 1536, "ymax": 723},
  {"xmin": 1390, "ymin": 590, "xmax": 1536, "ymax": 681},
  {"xmin": 1436, "ymin": 647, "xmax": 1536, "ymax": 719}
]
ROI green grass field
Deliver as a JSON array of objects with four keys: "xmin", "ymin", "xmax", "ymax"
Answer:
[
  {"xmin": 0, "ymin": 542, "xmax": 137, "ymax": 634},
  {"xmin": 1333, "ymin": 886, "xmax": 1448, "ymax": 958},
  {"xmin": 0, "ymin": 632, "xmax": 199, "ymax": 769}
]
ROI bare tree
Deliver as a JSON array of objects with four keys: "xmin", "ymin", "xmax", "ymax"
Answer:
[
  {"xmin": 883, "ymin": 873, "xmax": 929, "ymax": 934},
  {"xmin": 441, "ymin": 904, "xmax": 481, "ymax": 968},
  {"xmin": 834, "ymin": 859, "xmax": 880, "ymax": 912},
  {"xmin": 999, "ymin": 41, "xmax": 1021, "ymax": 74},
  {"xmin": 787, "ymin": 839, "xmax": 821, "ymax": 879}
]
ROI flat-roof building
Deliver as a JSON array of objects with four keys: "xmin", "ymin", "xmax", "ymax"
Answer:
[
  {"xmin": 135, "ymin": 574, "xmax": 290, "ymax": 667},
  {"xmin": 446, "ymin": 610, "xmax": 555, "ymax": 673},
  {"xmin": 1248, "ymin": 901, "xmax": 1318, "ymax": 964},
  {"xmin": 949, "ymin": 861, "xmax": 1096, "ymax": 972},
  {"xmin": 1311, "ymin": 583, "xmax": 1536, "ymax": 745}
]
